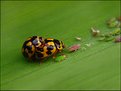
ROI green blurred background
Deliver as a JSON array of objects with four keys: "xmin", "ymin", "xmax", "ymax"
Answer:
[{"xmin": 1, "ymin": 1, "xmax": 120, "ymax": 90}]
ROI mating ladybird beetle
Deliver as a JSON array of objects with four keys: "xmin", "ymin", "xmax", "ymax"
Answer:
[{"xmin": 22, "ymin": 36, "xmax": 65, "ymax": 60}]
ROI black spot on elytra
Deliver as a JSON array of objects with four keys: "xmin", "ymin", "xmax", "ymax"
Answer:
[
  {"xmin": 53, "ymin": 39, "xmax": 60, "ymax": 45},
  {"xmin": 31, "ymin": 36, "xmax": 37, "ymax": 41},
  {"xmin": 22, "ymin": 40, "xmax": 30, "ymax": 49},
  {"xmin": 53, "ymin": 39, "xmax": 61, "ymax": 48},
  {"xmin": 46, "ymin": 51, "xmax": 52, "ymax": 55},
  {"xmin": 23, "ymin": 52, "xmax": 28, "ymax": 57},
  {"xmin": 26, "ymin": 46, "xmax": 32, "ymax": 50},
  {"xmin": 44, "ymin": 39, "xmax": 53, "ymax": 43},
  {"xmin": 37, "ymin": 53, "xmax": 43, "ymax": 57},
  {"xmin": 28, "ymin": 50, "xmax": 33, "ymax": 53},
  {"xmin": 47, "ymin": 45, "xmax": 54, "ymax": 50},
  {"xmin": 36, "ymin": 47, "xmax": 44, "ymax": 52},
  {"xmin": 35, "ymin": 52, "xmax": 44, "ymax": 59},
  {"xmin": 39, "ymin": 37, "xmax": 44, "ymax": 42}
]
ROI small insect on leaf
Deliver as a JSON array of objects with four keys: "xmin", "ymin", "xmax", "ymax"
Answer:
[
  {"xmin": 117, "ymin": 16, "xmax": 121, "ymax": 22},
  {"xmin": 107, "ymin": 17, "xmax": 119, "ymax": 28},
  {"xmin": 75, "ymin": 37, "xmax": 82, "ymax": 41},
  {"xmin": 115, "ymin": 36, "xmax": 121, "ymax": 43},
  {"xmin": 105, "ymin": 37, "xmax": 114, "ymax": 42},
  {"xmin": 98, "ymin": 33, "xmax": 114, "ymax": 42},
  {"xmin": 54, "ymin": 54, "xmax": 67, "ymax": 62},
  {"xmin": 98, "ymin": 37, "xmax": 106, "ymax": 41},
  {"xmin": 111, "ymin": 28, "xmax": 121, "ymax": 36},
  {"xmin": 85, "ymin": 43, "xmax": 91, "ymax": 47},
  {"xmin": 68, "ymin": 44, "xmax": 80, "ymax": 52},
  {"xmin": 116, "ymin": 16, "xmax": 121, "ymax": 27},
  {"xmin": 91, "ymin": 27, "xmax": 100, "ymax": 37}
]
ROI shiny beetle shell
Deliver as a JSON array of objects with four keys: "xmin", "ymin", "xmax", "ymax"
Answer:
[{"xmin": 22, "ymin": 36, "xmax": 65, "ymax": 60}]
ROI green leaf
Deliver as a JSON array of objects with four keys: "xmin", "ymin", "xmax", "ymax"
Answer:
[{"xmin": 1, "ymin": 1, "xmax": 120, "ymax": 90}]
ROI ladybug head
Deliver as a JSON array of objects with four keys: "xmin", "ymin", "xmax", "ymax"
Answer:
[{"xmin": 54, "ymin": 39, "xmax": 65, "ymax": 51}]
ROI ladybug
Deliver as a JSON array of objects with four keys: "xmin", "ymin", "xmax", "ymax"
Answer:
[{"xmin": 22, "ymin": 36, "xmax": 65, "ymax": 60}]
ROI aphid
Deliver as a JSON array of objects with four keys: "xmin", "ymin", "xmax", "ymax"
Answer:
[
  {"xmin": 68, "ymin": 44, "xmax": 80, "ymax": 52},
  {"xmin": 115, "ymin": 36, "xmax": 121, "ymax": 42},
  {"xmin": 91, "ymin": 27, "xmax": 100, "ymax": 37},
  {"xmin": 111, "ymin": 28, "xmax": 120, "ymax": 36},
  {"xmin": 107, "ymin": 17, "xmax": 120, "ymax": 28},
  {"xmin": 85, "ymin": 43, "xmax": 91, "ymax": 47},
  {"xmin": 54, "ymin": 54, "xmax": 67, "ymax": 62},
  {"xmin": 117, "ymin": 16, "xmax": 121, "ymax": 22},
  {"xmin": 98, "ymin": 37, "xmax": 106, "ymax": 41},
  {"xmin": 98, "ymin": 33, "xmax": 114, "ymax": 42},
  {"xmin": 75, "ymin": 37, "xmax": 82, "ymax": 41},
  {"xmin": 105, "ymin": 36, "xmax": 114, "ymax": 42}
]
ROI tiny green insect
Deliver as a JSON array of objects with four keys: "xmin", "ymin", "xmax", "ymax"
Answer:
[
  {"xmin": 111, "ymin": 28, "xmax": 120, "ymax": 36},
  {"xmin": 107, "ymin": 17, "xmax": 119, "ymax": 28},
  {"xmin": 98, "ymin": 33, "xmax": 114, "ymax": 42},
  {"xmin": 105, "ymin": 37, "xmax": 114, "ymax": 42},
  {"xmin": 54, "ymin": 55, "xmax": 66, "ymax": 62}
]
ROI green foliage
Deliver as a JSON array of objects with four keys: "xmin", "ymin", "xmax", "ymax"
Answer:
[{"xmin": 1, "ymin": 1, "xmax": 120, "ymax": 90}]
